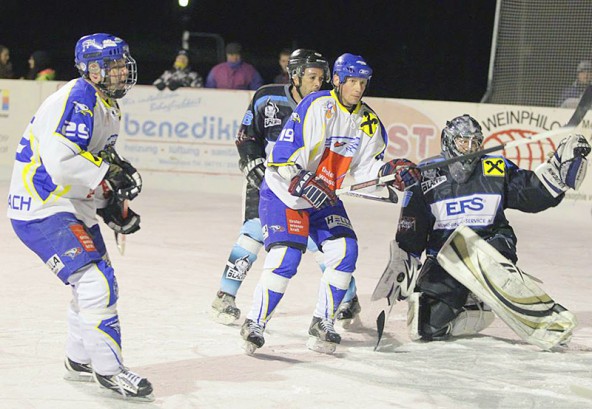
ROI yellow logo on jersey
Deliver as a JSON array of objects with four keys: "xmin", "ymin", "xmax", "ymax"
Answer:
[
  {"xmin": 482, "ymin": 158, "xmax": 505, "ymax": 176},
  {"xmin": 360, "ymin": 111, "xmax": 378, "ymax": 137}
]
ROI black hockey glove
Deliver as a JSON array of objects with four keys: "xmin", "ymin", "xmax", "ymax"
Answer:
[
  {"xmin": 378, "ymin": 158, "xmax": 421, "ymax": 191},
  {"xmin": 99, "ymin": 146, "xmax": 142, "ymax": 201},
  {"xmin": 288, "ymin": 170, "xmax": 337, "ymax": 209},
  {"xmin": 240, "ymin": 157, "xmax": 266, "ymax": 189},
  {"xmin": 97, "ymin": 198, "xmax": 141, "ymax": 235}
]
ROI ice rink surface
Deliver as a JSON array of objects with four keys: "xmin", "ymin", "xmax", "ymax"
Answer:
[{"xmin": 2, "ymin": 179, "xmax": 592, "ymax": 409}]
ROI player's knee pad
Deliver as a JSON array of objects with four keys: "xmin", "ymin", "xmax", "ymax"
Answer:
[
  {"xmin": 417, "ymin": 257, "xmax": 469, "ymax": 310},
  {"xmin": 69, "ymin": 262, "xmax": 121, "ymax": 348},
  {"xmin": 70, "ymin": 260, "xmax": 118, "ymax": 310},
  {"xmin": 322, "ymin": 237, "xmax": 358, "ymax": 273},
  {"xmin": 322, "ymin": 267, "xmax": 352, "ymax": 290},
  {"xmin": 264, "ymin": 245, "xmax": 303, "ymax": 279},
  {"xmin": 240, "ymin": 218, "xmax": 264, "ymax": 244}
]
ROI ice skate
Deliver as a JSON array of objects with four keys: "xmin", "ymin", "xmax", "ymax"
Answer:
[
  {"xmin": 241, "ymin": 319, "xmax": 265, "ymax": 355},
  {"xmin": 63, "ymin": 357, "xmax": 94, "ymax": 382},
  {"xmin": 210, "ymin": 291, "xmax": 241, "ymax": 325},
  {"xmin": 335, "ymin": 295, "xmax": 362, "ymax": 329},
  {"xmin": 307, "ymin": 316, "xmax": 341, "ymax": 354},
  {"xmin": 94, "ymin": 368, "xmax": 154, "ymax": 402}
]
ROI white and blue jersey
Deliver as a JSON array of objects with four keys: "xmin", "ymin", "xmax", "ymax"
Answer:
[
  {"xmin": 265, "ymin": 89, "xmax": 388, "ymax": 209},
  {"xmin": 7, "ymin": 78, "xmax": 119, "ymax": 227}
]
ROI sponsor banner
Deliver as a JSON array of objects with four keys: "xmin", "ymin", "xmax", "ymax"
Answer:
[
  {"xmin": 2, "ymin": 81, "xmax": 592, "ymax": 201},
  {"xmin": 118, "ymin": 86, "xmax": 252, "ymax": 176}
]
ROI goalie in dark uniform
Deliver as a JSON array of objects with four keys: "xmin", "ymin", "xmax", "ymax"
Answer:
[{"xmin": 381, "ymin": 114, "xmax": 590, "ymax": 347}]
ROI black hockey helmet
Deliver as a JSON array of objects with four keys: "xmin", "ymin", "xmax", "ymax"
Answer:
[
  {"xmin": 287, "ymin": 49, "xmax": 330, "ymax": 83},
  {"xmin": 441, "ymin": 114, "xmax": 484, "ymax": 183}
]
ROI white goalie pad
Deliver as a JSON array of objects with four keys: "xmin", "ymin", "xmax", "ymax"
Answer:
[
  {"xmin": 371, "ymin": 240, "xmax": 421, "ymax": 303},
  {"xmin": 437, "ymin": 225, "xmax": 577, "ymax": 351}
]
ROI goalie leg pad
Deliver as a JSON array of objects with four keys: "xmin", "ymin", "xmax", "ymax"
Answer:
[
  {"xmin": 371, "ymin": 240, "xmax": 421, "ymax": 302},
  {"xmin": 437, "ymin": 225, "xmax": 577, "ymax": 350},
  {"xmin": 449, "ymin": 305, "xmax": 495, "ymax": 337}
]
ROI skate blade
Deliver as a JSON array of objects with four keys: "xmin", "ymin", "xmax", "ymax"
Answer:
[
  {"xmin": 336, "ymin": 314, "xmax": 362, "ymax": 331},
  {"xmin": 209, "ymin": 308, "xmax": 240, "ymax": 325},
  {"xmin": 103, "ymin": 390, "xmax": 155, "ymax": 403},
  {"xmin": 242, "ymin": 341, "xmax": 260, "ymax": 355},
  {"xmin": 306, "ymin": 337, "xmax": 337, "ymax": 354},
  {"xmin": 63, "ymin": 371, "xmax": 94, "ymax": 382}
]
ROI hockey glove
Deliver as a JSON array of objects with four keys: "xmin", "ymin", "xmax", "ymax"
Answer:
[
  {"xmin": 240, "ymin": 157, "xmax": 266, "ymax": 189},
  {"xmin": 378, "ymin": 158, "xmax": 421, "ymax": 191},
  {"xmin": 99, "ymin": 147, "xmax": 142, "ymax": 201},
  {"xmin": 288, "ymin": 170, "xmax": 337, "ymax": 209},
  {"xmin": 551, "ymin": 134, "xmax": 591, "ymax": 189},
  {"xmin": 536, "ymin": 134, "xmax": 591, "ymax": 196},
  {"xmin": 97, "ymin": 198, "xmax": 141, "ymax": 235}
]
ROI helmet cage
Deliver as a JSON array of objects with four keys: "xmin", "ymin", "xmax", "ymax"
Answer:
[{"xmin": 75, "ymin": 34, "xmax": 137, "ymax": 99}]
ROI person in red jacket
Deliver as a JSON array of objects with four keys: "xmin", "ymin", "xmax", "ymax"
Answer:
[{"xmin": 205, "ymin": 42, "xmax": 263, "ymax": 90}]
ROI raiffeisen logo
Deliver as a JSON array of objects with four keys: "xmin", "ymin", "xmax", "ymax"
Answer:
[
  {"xmin": 480, "ymin": 110, "xmax": 563, "ymax": 170},
  {"xmin": 1, "ymin": 89, "xmax": 9, "ymax": 116}
]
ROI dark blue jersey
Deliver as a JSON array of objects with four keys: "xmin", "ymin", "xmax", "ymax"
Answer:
[
  {"xmin": 235, "ymin": 84, "xmax": 298, "ymax": 164},
  {"xmin": 396, "ymin": 154, "xmax": 563, "ymax": 257}
]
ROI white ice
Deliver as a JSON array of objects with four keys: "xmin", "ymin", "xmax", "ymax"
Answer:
[{"xmin": 2, "ymin": 178, "xmax": 592, "ymax": 409}]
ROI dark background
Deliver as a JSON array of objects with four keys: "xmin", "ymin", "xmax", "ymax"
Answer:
[{"xmin": 1, "ymin": 0, "xmax": 496, "ymax": 102}]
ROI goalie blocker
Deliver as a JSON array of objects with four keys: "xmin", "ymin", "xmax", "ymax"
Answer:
[{"xmin": 437, "ymin": 225, "xmax": 576, "ymax": 350}]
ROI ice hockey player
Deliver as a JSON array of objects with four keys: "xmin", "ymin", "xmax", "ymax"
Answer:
[
  {"xmin": 383, "ymin": 114, "xmax": 590, "ymax": 348},
  {"xmin": 240, "ymin": 52, "xmax": 420, "ymax": 354},
  {"xmin": 7, "ymin": 33, "xmax": 153, "ymax": 400},
  {"xmin": 211, "ymin": 49, "xmax": 364, "ymax": 327}
]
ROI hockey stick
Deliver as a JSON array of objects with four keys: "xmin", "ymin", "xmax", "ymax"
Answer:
[
  {"xmin": 374, "ymin": 285, "xmax": 397, "ymax": 351},
  {"xmin": 342, "ymin": 186, "xmax": 398, "ymax": 203},
  {"xmin": 337, "ymin": 85, "xmax": 592, "ymax": 195},
  {"xmin": 115, "ymin": 199, "xmax": 128, "ymax": 255}
]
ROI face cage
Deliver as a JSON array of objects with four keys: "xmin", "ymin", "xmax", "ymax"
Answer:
[
  {"xmin": 452, "ymin": 135, "xmax": 483, "ymax": 155},
  {"xmin": 96, "ymin": 54, "xmax": 137, "ymax": 99},
  {"xmin": 443, "ymin": 133, "xmax": 483, "ymax": 177}
]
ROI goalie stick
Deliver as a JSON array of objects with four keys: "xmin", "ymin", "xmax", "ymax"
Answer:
[{"xmin": 336, "ymin": 85, "xmax": 592, "ymax": 196}]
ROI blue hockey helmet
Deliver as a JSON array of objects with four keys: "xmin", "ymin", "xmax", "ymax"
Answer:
[
  {"xmin": 74, "ymin": 33, "xmax": 137, "ymax": 99},
  {"xmin": 332, "ymin": 53, "xmax": 373, "ymax": 83}
]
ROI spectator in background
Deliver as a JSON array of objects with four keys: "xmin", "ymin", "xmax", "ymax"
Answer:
[
  {"xmin": 272, "ymin": 48, "xmax": 291, "ymax": 84},
  {"xmin": 153, "ymin": 49, "xmax": 203, "ymax": 91},
  {"xmin": 558, "ymin": 60, "xmax": 592, "ymax": 108},
  {"xmin": 0, "ymin": 45, "xmax": 14, "ymax": 79},
  {"xmin": 205, "ymin": 42, "xmax": 263, "ymax": 90},
  {"xmin": 27, "ymin": 50, "xmax": 56, "ymax": 81}
]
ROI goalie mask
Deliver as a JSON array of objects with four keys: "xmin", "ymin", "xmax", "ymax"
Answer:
[
  {"xmin": 441, "ymin": 114, "xmax": 484, "ymax": 183},
  {"xmin": 74, "ymin": 33, "xmax": 137, "ymax": 99}
]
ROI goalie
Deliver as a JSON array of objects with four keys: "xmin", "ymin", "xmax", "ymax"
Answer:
[{"xmin": 381, "ymin": 114, "xmax": 590, "ymax": 349}]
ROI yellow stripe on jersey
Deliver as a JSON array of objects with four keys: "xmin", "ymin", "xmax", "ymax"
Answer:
[{"xmin": 80, "ymin": 150, "xmax": 103, "ymax": 166}]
